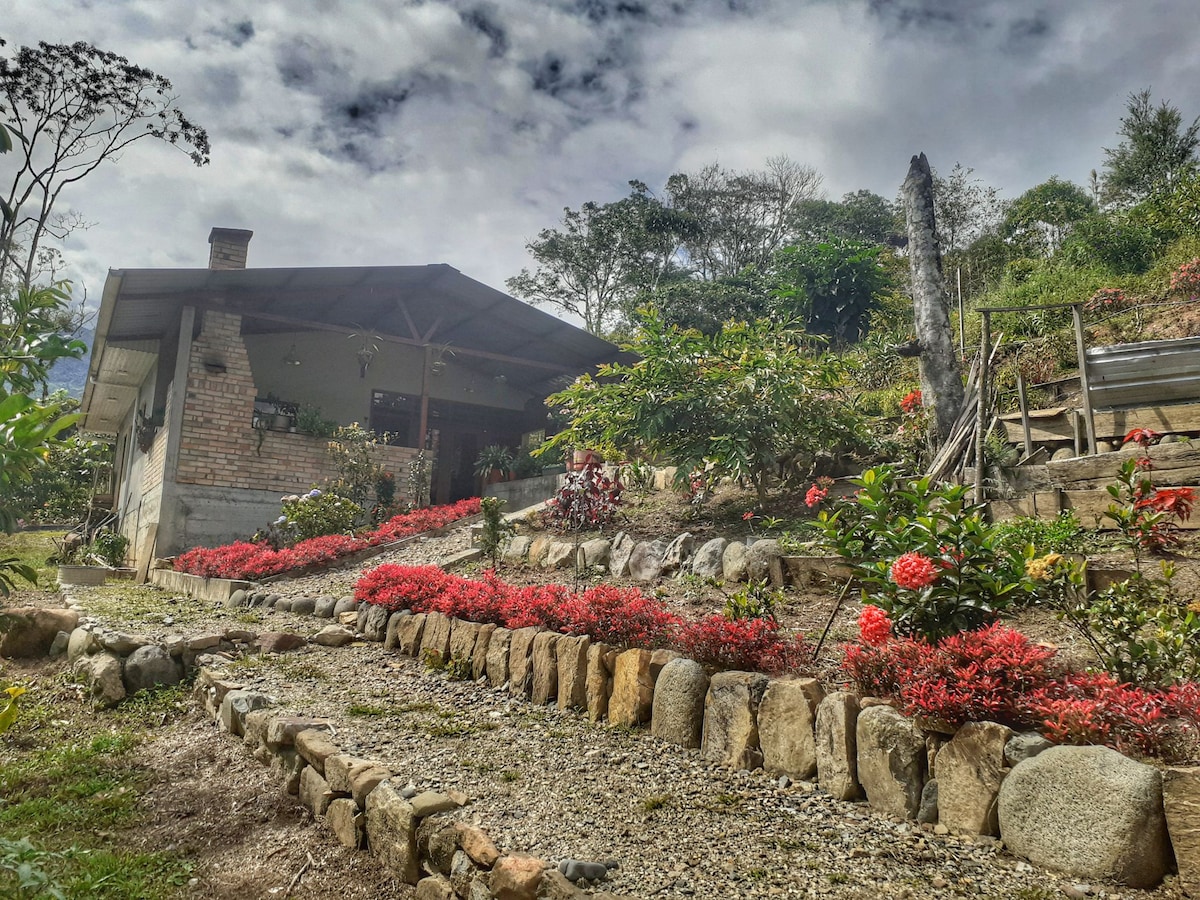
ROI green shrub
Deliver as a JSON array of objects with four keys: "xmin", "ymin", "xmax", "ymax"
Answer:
[
  {"xmin": 992, "ymin": 512, "xmax": 1091, "ymax": 557},
  {"xmin": 724, "ymin": 579, "xmax": 782, "ymax": 622},
  {"xmin": 89, "ymin": 531, "xmax": 129, "ymax": 568},
  {"xmin": 280, "ymin": 489, "xmax": 361, "ymax": 541},
  {"xmin": 812, "ymin": 467, "xmax": 1029, "ymax": 640}
]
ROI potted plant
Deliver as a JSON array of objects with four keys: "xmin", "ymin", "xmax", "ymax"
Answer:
[{"xmin": 474, "ymin": 445, "xmax": 514, "ymax": 484}]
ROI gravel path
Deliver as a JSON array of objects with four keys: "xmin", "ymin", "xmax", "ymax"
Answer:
[{"xmin": 67, "ymin": 524, "xmax": 1183, "ymax": 900}]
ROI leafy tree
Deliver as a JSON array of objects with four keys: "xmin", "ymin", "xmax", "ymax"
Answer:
[
  {"xmin": 1001, "ymin": 177, "xmax": 1096, "ymax": 257},
  {"xmin": 0, "ymin": 281, "xmax": 83, "ymax": 535},
  {"xmin": 0, "ymin": 39, "xmax": 210, "ymax": 290},
  {"xmin": 790, "ymin": 190, "xmax": 903, "ymax": 246},
  {"xmin": 1060, "ymin": 212, "xmax": 1158, "ymax": 275},
  {"xmin": 773, "ymin": 239, "xmax": 891, "ymax": 343},
  {"xmin": 506, "ymin": 184, "xmax": 686, "ymax": 336},
  {"xmin": 932, "ymin": 162, "xmax": 1003, "ymax": 255},
  {"xmin": 648, "ymin": 268, "xmax": 776, "ymax": 335},
  {"xmin": 541, "ymin": 310, "xmax": 866, "ymax": 502},
  {"xmin": 664, "ymin": 156, "xmax": 822, "ymax": 279},
  {"xmin": 1102, "ymin": 88, "xmax": 1199, "ymax": 208}
]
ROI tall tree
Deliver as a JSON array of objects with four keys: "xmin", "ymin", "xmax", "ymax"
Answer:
[
  {"xmin": 773, "ymin": 239, "xmax": 891, "ymax": 343},
  {"xmin": 931, "ymin": 162, "xmax": 1003, "ymax": 255},
  {"xmin": 664, "ymin": 156, "xmax": 822, "ymax": 279},
  {"xmin": 0, "ymin": 39, "xmax": 210, "ymax": 291},
  {"xmin": 1102, "ymin": 88, "xmax": 1199, "ymax": 207},
  {"xmin": 506, "ymin": 184, "xmax": 685, "ymax": 336},
  {"xmin": 790, "ymin": 190, "xmax": 903, "ymax": 246},
  {"xmin": 902, "ymin": 153, "xmax": 963, "ymax": 446},
  {"xmin": 1001, "ymin": 177, "xmax": 1096, "ymax": 257}
]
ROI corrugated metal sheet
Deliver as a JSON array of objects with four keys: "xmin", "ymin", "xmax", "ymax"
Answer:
[{"xmin": 1086, "ymin": 336, "xmax": 1200, "ymax": 410}]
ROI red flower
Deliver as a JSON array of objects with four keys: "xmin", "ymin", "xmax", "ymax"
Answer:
[
  {"xmin": 805, "ymin": 484, "xmax": 829, "ymax": 508},
  {"xmin": 858, "ymin": 605, "xmax": 892, "ymax": 647},
  {"xmin": 899, "ymin": 389, "xmax": 923, "ymax": 415},
  {"xmin": 742, "ymin": 510, "xmax": 755, "ymax": 521},
  {"xmin": 890, "ymin": 552, "xmax": 938, "ymax": 590}
]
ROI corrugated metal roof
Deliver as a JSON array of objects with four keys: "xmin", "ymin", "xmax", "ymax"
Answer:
[{"xmin": 82, "ymin": 263, "xmax": 625, "ymax": 433}]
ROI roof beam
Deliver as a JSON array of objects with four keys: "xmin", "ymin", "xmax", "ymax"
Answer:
[{"xmin": 233, "ymin": 308, "xmax": 580, "ymax": 373}]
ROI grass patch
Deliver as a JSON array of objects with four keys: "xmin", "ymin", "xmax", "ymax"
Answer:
[
  {"xmin": 228, "ymin": 654, "xmax": 327, "ymax": 682},
  {"xmin": 499, "ymin": 770, "xmax": 521, "ymax": 783},
  {"xmin": 0, "ymin": 530, "xmax": 62, "ymax": 589},
  {"xmin": 70, "ymin": 583, "xmax": 209, "ymax": 628},
  {"xmin": 0, "ymin": 680, "xmax": 193, "ymax": 898},
  {"xmin": 640, "ymin": 794, "xmax": 672, "ymax": 813}
]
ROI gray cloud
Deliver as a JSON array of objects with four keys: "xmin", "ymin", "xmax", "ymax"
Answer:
[{"xmin": 4, "ymin": 0, "xmax": 1198, "ymax": 314}]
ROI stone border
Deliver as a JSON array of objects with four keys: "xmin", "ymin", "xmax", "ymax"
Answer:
[{"xmin": 6, "ymin": 576, "xmax": 1197, "ymax": 895}]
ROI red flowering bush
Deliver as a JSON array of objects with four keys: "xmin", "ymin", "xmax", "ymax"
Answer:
[
  {"xmin": 174, "ymin": 499, "xmax": 481, "ymax": 580},
  {"xmin": 1169, "ymin": 257, "xmax": 1200, "ymax": 297},
  {"xmin": 890, "ymin": 551, "xmax": 938, "ymax": 590},
  {"xmin": 841, "ymin": 621, "xmax": 1200, "ymax": 758},
  {"xmin": 899, "ymin": 389, "xmax": 922, "ymax": 414},
  {"xmin": 805, "ymin": 476, "xmax": 833, "ymax": 509},
  {"xmin": 1084, "ymin": 287, "xmax": 1127, "ymax": 313}
]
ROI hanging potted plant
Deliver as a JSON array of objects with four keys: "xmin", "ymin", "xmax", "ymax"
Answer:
[{"xmin": 474, "ymin": 445, "xmax": 514, "ymax": 484}]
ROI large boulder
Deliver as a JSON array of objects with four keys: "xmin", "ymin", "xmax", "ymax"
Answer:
[
  {"xmin": 219, "ymin": 690, "xmax": 272, "ymax": 736},
  {"xmin": 543, "ymin": 542, "xmax": 575, "ymax": 570},
  {"xmin": 485, "ymin": 627, "xmax": 512, "ymax": 687},
  {"xmin": 608, "ymin": 536, "xmax": 635, "ymax": 578},
  {"xmin": 608, "ymin": 649, "xmax": 653, "ymax": 727},
  {"xmin": 690, "ymin": 538, "xmax": 728, "ymax": 578},
  {"xmin": 660, "ymin": 533, "xmax": 694, "ymax": 575},
  {"xmin": 856, "ymin": 704, "xmax": 925, "ymax": 819},
  {"xmin": 651, "ymin": 658, "xmax": 708, "ymax": 749},
  {"xmin": 420, "ymin": 612, "xmax": 453, "ymax": 665},
  {"xmin": 77, "ymin": 651, "xmax": 126, "ymax": 708},
  {"xmin": 397, "ymin": 613, "xmax": 427, "ymax": 657},
  {"xmin": 814, "ymin": 692, "xmax": 862, "ymax": 800},
  {"xmin": 936, "ymin": 720, "xmax": 1012, "ymax": 835},
  {"xmin": 503, "ymin": 535, "xmax": 532, "ymax": 564},
  {"xmin": 530, "ymin": 632, "xmax": 561, "ymax": 705},
  {"xmin": 585, "ymin": 642, "xmax": 613, "ymax": 723},
  {"xmin": 556, "ymin": 635, "xmax": 590, "ymax": 711},
  {"xmin": 366, "ymin": 780, "xmax": 420, "ymax": 884},
  {"xmin": 67, "ymin": 626, "xmax": 100, "ymax": 663},
  {"xmin": 362, "ymin": 603, "xmax": 391, "ymax": 642},
  {"xmin": 722, "ymin": 542, "xmax": 748, "ymax": 582},
  {"xmin": 576, "ymin": 539, "xmax": 611, "ymax": 571},
  {"xmin": 122, "ymin": 644, "xmax": 182, "ymax": 694},
  {"xmin": 1163, "ymin": 767, "xmax": 1200, "ymax": 897},
  {"xmin": 508, "ymin": 627, "xmax": 542, "ymax": 698},
  {"xmin": 701, "ymin": 671, "xmax": 768, "ymax": 769},
  {"xmin": 627, "ymin": 540, "xmax": 668, "ymax": 581},
  {"xmin": 758, "ymin": 678, "xmax": 823, "ymax": 781},
  {"xmin": 1, "ymin": 608, "xmax": 80, "ymax": 658},
  {"xmin": 745, "ymin": 539, "xmax": 784, "ymax": 586},
  {"xmin": 997, "ymin": 745, "xmax": 1171, "ymax": 887},
  {"xmin": 471, "ymin": 623, "xmax": 496, "ymax": 681},
  {"xmin": 448, "ymin": 619, "xmax": 482, "ymax": 667}
]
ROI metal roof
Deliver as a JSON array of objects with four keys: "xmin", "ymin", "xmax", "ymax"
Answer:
[{"xmin": 82, "ymin": 263, "xmax": 624, "ymax": 434}]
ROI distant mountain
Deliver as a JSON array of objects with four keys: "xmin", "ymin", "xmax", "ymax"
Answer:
[{"xmin": 46, "ymin": 325, "xmax": 93, "ymax": 398}]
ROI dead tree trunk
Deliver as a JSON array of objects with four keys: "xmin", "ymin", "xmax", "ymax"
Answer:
[{"xmin": 902, "ymin": 152, "xmax": 964, "ymax": 447}]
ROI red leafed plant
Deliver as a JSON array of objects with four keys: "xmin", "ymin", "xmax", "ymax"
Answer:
[
  {"xmin": 542, "ymin": 460, "xmax": 623, "ymax": 532},
  {"xmin": 675, "ymin": 615, "xmax": 810, "ymax": 675},
  {"xmin": 353, "ymin": 565, "xmax": 809, "ymax": 676},
  {"xmin": 174, "ymin": 498, "xmax": 481, "ymax": 580}
]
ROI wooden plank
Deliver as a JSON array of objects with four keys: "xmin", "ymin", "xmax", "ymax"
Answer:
[
  {"xmin": 1089, "ymin": 403, "xmax": 1200, "ymax": 441},
  {"xmin": 1001, "ymin": 418, "xmax": 1075, "ymax": 443},
  {"xmin": 1062, "ymin": 489, "xmax": 1200, "ymax": 530},
  {"xmin": 1072, "ymin": 303, "xmax": 1097, "ymax": 455}
]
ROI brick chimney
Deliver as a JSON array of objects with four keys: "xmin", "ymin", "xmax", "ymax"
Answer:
[{"xmin": 207, "ymin": 227, "xmax": 253, "ymax": 270}]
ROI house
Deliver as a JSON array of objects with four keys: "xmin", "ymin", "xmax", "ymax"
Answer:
[{"xmin": 81, "ymin": 228, "xmax": 621, "ymax": 566}]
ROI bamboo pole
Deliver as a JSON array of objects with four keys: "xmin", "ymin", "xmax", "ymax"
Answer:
[
  {"xmin": 1016, "ymin": 370, "xmax": 1033, "ymax": 459},
  {"xmin": 1071, "ymin": 303, "xmax": 1098, "ymax": 456},
  {"xmin": 973, "ymin": 311, "xmax": 991, "ymax": 504}
]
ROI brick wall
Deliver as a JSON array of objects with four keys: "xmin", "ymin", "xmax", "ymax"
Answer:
[{"xmin": 175, "ymin": 309, "xmax": 423, "ymax": 501}]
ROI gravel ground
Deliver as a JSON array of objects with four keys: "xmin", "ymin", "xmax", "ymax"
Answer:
[{"xmin": 63, "ymin": 523, "xmax": 1186, "ymax": 900}]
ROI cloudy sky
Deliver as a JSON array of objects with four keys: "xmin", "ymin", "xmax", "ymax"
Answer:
[{"xmin": 4, "ymin": 0, "xmax": 1198, "ymax": 310}]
